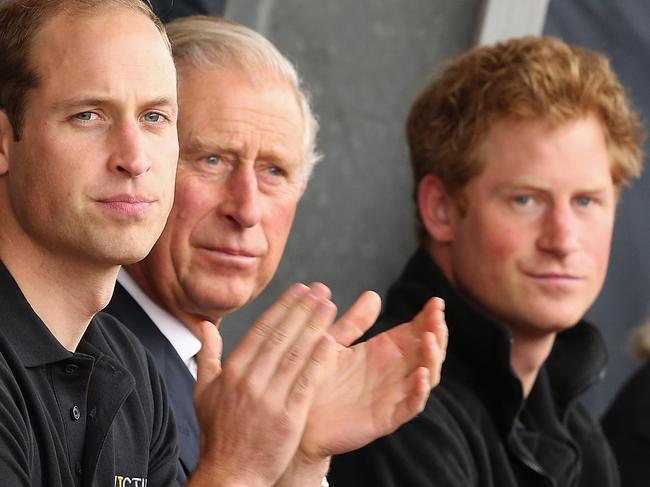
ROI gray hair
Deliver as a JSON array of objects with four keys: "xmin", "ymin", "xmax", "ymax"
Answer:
[{"xmin": 166, "ymin": 15, "xmax": 321, "ymax": 180}]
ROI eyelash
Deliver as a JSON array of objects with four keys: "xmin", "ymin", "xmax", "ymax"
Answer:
[
  {"xmin": 143, "ymin": 111, "xmax": 171, "ymax": 123},
  {"xmin": 266, "ymin": 166, "xmax": 286, "ymax": 177},
  {"xmin": 73, "ymin": 111, "xmax": 99, "ymax": 122},
  {"xmin": 71, "ymin": 111, "xmax": 171, "ymax": 123}
]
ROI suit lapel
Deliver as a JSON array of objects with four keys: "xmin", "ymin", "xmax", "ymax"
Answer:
[{"xmin": 104, "ymin": 283, "xmax": 201, "ymax": 476}]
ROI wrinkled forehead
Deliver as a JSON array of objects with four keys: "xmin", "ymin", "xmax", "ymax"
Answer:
[
  {"xmin": 177, "ymin": 65, "xmax": 303, "ymax": 142},
  {"xmin": 178, "ymin": 62, "xmax": 303, "ymax": 116}
]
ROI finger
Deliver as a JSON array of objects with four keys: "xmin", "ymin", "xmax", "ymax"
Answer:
[
  {"xmin": 408, "ymin": 298, "xmax": 447, "ymax": 387},
  {"xmin": 328, "ymin": 291, "xmax": 381, "ymax": 346},
  {"xmin": 286, "ymin": 334, "xmax": 336, "ymax": 415},
  {"xmin": 421, "ymin": 331, "xmax": 445, "ymax": 388},
  {"xmin": 227, "ymin": 283, "xmax": 309, "ymax": 371},
  {"xmin": 423, "ymin": 297, "xmax": 447, "ymax": 358},
  {"xmin": 389, "ymin": 366, "xmax": 431, "ymax": 431},
  {"xmin": 414, "ymin": 297, "xmax": 445, "ymax": 333},
  {"xmin": 194, "ymin": 320, "xmax": 223, "ymax": 405},
  {"xmin": 307, "ymin": 282, "xmax": 332, "ymax": 300},
  {"xmin": 245, "ymin": 291, "xmax": 334, "ymax": 390},
  {"xmin": 264, "ymin": 297, "xmax": 337, "ymax": 397},
  {"xmin": 435, "ymin": 307, "xmax": 448, "ymax": 362}
]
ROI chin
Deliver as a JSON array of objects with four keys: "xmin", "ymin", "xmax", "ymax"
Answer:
[
  {"xmin": 535, "ymin": 312, "xmax": 584, "ymax": 334},
  {"xmin": 191, "ymin": 287, "xmax": 253, "ymax": 318},
  {"xmin": 101, "ymin": 247, "xmax": 152, "ymax": 266}
]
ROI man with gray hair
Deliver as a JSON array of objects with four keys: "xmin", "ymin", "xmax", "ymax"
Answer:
[{"xmin": 105, "ymin": 15, "xmax": 448, "ymax": 486}]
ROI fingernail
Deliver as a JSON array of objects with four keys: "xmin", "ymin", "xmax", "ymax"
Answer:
[{"xmin": 289, "ymin": 283, "xmax": 310, "ymax": 298}]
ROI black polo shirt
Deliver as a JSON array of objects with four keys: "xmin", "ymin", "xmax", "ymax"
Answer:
[{"xmin": 0, "ymin": 262, "xmax": 180, "ymax": 486}]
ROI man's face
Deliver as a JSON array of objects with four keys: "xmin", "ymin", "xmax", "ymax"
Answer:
[
  {"xmin": 445, "ymin": 114, "xmax": 616, "ymax": 339},
  {"xmin": 135, "ymin": 66, "xmax": 305, "ymax": 321},
  {"xmin": 1, "ymin": 9, "xmax": 178, "ymax": 267}
]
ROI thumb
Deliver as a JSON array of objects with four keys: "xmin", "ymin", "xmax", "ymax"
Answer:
[
  {"xmin": 329, "ymin": 290, "xmax": 381, "ymax": 346},
  {"xmin": 195, "ymin": 320, "xmax": 223, "ymax": 401}
]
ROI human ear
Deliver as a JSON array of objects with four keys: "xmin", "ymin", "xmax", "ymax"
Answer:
[
  {"xmin": 0, "ymin": 110, "xmax": 13, "ymax": 176},
  {"xmin": 417, "ymin": 174, "xmax": 455, "ymax": 242}
]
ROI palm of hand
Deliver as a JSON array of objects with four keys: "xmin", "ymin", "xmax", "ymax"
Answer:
[{"xmin": 299, "ymin": 325, "xmax": 420, "ymax": 460}]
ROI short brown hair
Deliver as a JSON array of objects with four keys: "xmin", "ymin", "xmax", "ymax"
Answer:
[
  {"xmin": 0, "ymin": 0, "xmax": 167, "ymax": 141},
  {"xmin": 408, "ymin": 36, "xmax": 646, "ymax": 244}
]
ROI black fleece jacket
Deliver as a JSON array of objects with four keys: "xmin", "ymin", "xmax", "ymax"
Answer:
[{"xmin": 329, "ymin": 248, "xmax": 619, "ymax": 487}]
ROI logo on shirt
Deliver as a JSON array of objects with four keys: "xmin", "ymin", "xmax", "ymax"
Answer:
[{"xmin": 114, "ymin": 476, "xmax": 147, "ymax": 487}]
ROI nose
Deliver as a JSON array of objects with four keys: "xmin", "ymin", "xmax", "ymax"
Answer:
[
  {"xmin": 537, "ymin": 202, "xmax": 579, "ymax": 257},
  {"xmin": 221, "ymin": 166, "xmax": 262, "ymax": 228},
  {"xmin": 108, "ymin": 122, "xmax": 151, "ymax": 177}
]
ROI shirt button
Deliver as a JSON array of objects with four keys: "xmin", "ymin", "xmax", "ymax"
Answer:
[
  {"xmin": 64, "ymin": 364, "xmax": 79, "ymax": 374},
  {"xmin": 75, "ymin": 462, "xmax": 82, "ymax": 476},
  {"xmin": 70, "ymin": 406, "xmax": 81, "ymax": 421}
]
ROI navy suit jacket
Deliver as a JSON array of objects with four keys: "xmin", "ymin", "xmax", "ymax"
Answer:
[{"xmin": 104, "ymin": 283, "xmax": 200, "ymax": 484}]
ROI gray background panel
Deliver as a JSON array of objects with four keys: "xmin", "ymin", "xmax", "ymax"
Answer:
[
  {"xmin": 218, "ymin": 0, "xmax": 649, "ymax": 417},
  {"xmin": 221, "ymin": 1, "xmax": 480, "ymax": 347}
]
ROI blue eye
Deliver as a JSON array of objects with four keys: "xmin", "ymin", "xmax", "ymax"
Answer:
[
  {"xmin": 513, "ymin": 195, "xmax": 532, "ymax": 206},
  {"xmin": 74, "ymin": 111, "xmax": 96, "ymax": 121},
  {"xmin": 267, "ymin": 166, "xmax": 284, "ymax": 177},
  {"xmin": 576, "ymin": 196, "xmax": 592, "ymax": 207},
  {"xmin": 144, "ymin": 112, "xmax": 163, "ymax": 122},
  {"xmin": 205, "ymin": 155, "xmax": 221, "ymax": 165}
]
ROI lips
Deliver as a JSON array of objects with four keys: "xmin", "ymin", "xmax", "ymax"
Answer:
[
  {"xmin": 527, "ymin": 272, "xmax": 580, "ymax": 279},
  {"xmin": 197, "ymin": 245, "xmax": 259, "ymax": 258},
  {"xmin": 194, "ymin": 244, "xmax": 261, "ymax": 270},
  {"xmin": 522, "ymin": 271, "xmax": 586, "ymax": 292},
  {"xmin": 523, "ymin": 270, "xmax": 583, "ymax": 280},
  {"xmin": 99, "ymin": 194, "xmax": 155, "ymax": 204},
  {"xmin": 96, "ymin": 194, "xmax": 155, "ymax": 216}
]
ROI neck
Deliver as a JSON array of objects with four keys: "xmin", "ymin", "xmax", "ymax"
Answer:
[
  {"xmin": 124, "ymin": 263, "xmax": 223, "ymax": 337},
  {"xmin": 510, "ymin": 331, "xmax": 556, "ymax": 397},
  {"xmin": 427, "ymin": 243, "xmax": 556, "ymax": 398},
  {"xmin": 0, "ymin": 230, "xmax": 117, "ymax": 353},
  {"xmin": 427, "ymin": 241, "xmax": 454, "ymax": 283}
]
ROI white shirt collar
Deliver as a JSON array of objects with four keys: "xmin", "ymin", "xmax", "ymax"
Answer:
[{"xmin": 117, "ymin": 269, "xmax": 202, "ymax": 377}]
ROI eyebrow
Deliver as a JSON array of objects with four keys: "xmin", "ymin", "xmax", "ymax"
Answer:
[
  {"xmin": 496, "ymin": 181, "xmax": 613, "ymax": 195},
  {"xmin": 182, "ymin": 135, "xmax": 238, "ymax": 157},
  {"xmin": 52, "ymin": 96, "xmax": 177, "ymax": 114},
  {"xmin": 182, "ymin": 134, "xmax": 299, "ymax": 167}
]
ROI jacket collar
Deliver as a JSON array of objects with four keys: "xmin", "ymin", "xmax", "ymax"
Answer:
[
  {"xmin": 106, "ymin": 282, "xmax": 201, "ymax": 475},
  {"xmin": 0, "ymin": 261, "xmax": 73, "ymax": 367},
  {"xmin": 381, "ymin": 247, "xmax": 608, "ymax": 435}
]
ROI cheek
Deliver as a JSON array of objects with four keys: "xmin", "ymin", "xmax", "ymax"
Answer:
[
  {"xmin": 153, "ymin": 130, "xmax": 179, "ymax": 161},
  {"xmin": 261, "ymin": 202, "xmax": 297, "ymax": 262},
  {"xmin": 484, "ymin": 227, "xmax": 524, "ymax": 264},
  {"xmin": 461, "ymin": 212, "xmax": 524, "ymax": 265},
  {"xmin": 10, "ymin": 144, "xmax": 68, "ymax": 206},
  {"xmin": 584, "ymin": 221, "xmax": 614, "ymax": 273},
  {"xmin": 172, "ymin": 178, "xmax": 216, "ymax": 223},
  {"xmin": 158, "ymin": 146, "xmax": 180, "ymax": 185},
  {"xmin": 162, "ymin": 184, "xmax": 212, "ymax": 257}
]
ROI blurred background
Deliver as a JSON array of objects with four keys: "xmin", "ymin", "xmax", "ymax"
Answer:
[{"xmin": 214, "ymin": 0, "xmax": 650, "ymax": 418}]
